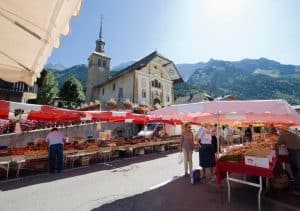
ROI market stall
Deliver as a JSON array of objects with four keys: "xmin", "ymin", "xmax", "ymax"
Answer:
[
  {"xmin": 0, "ymin": 100, "xmax": 182, "ymax": 179},
  {"xmin": 149, "ymin": 99, "xmax": 300, "ymax": 125},
  {"xmin": 0, "ymin": 0, "xmax": 83, "ymax": 85},
  {"xmin": 149, "ymin": 99, "xmax": 300, "ymax": 211}
]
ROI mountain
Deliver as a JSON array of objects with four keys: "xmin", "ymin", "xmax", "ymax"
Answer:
[
  {"xmin": 48, "ymin": 64, "xmax": 119, "ymax": 91},
  {"xmin": 186, "ymin": 58, "xmax": 300, "ymax": 105},
  {"xmin": 51, "ymin": 64, "xmax": 88, "ymax": 88},
  {"xmin": 176, "ymin": 62, "xmax": 205, "ymax": 81},
  {"xmin": 45, "ymin": 63, "xmax": 66, "ymax": 71},
  {"xmin": 46, "ymin": 58, "xmax": 300, "ymax": 105}
]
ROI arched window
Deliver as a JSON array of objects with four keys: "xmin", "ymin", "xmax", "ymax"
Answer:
[
  {"xmin": 142, "ymin": 89, "xmax": 146, "ymax": 98},
  {"xmin": 152, "ymin": 79, "xmax": 161, "ymax": 88},
  {"xmin": 166, "ymin": 94, "xmax": 170, "ymax": 102}
]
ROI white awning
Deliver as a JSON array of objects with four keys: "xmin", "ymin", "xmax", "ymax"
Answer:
[{"xmin": 0, "ymin": 0, "xmax": 83, "ymax": 85}]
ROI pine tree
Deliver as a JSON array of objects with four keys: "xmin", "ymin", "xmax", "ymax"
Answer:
[{"xmin": 36, "ymin": 72, "xmax": 58, "ymax": 105}]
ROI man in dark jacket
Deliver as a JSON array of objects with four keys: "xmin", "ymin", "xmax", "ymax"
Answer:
[{"xmin": 244, "ymin": 125, "xmax": 253, "ymax": 142}]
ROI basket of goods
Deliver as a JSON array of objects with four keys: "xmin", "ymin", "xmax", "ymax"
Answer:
[
  {"xmin": 0, "ymin": 146, "xmax": 9, "ymax": 157},
  {"xmin": 74, "ymin": 144, "xmax": 85, "ymax": 150},
  {"xmin": 107, "ymin": 99, "xmax": 117, "ymax": 108},
  {"xmin": 123, "ymin": 99, "xmax": 133, "ymax": 108},
  {"xmin": 10, "ymin": 147, "xmax": 25, "ymax": 155},
  {"xmin": 86, "ymin": 144, "xmax": 99, "ymax": 152},
  {"xmin": 218, "ymin": 154, "xmax": 243, "ymax": 162},
  {"xmin": 218, "ymin": 146, "xmax": 245, "ymax": 162},
  {"xmin": 271, "ymin": 174, "xmax": 289, "ymax": 191},
  {"xmin": 80, "ymin": 156, "xmax": 90, "ymax": 166}
]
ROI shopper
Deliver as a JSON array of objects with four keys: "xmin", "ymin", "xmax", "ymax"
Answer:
[
  {"xmin": 211, "ymin": 124, "xmax": 218, "ymax": 155},
  {"xmin": 180, "ymin": 123, "xmax": 194, "ymax": 176},
  {"xmin": 46, "ymin": 128, "xmax": 64, "ymax": 174},
  {"xmin": 198, "ymin": 123, "xmax": 216, "ymax": 182},
  {"xmin": 224, "ymin": 125, "xmax": 234, "ymax": 145},
  {"xmin": 277, "ymin": 128, "xmax": 300, "ymax": 196},
  {"xmin": 244, "ymin": 125, "xmax": 253, "ymax": 142}
]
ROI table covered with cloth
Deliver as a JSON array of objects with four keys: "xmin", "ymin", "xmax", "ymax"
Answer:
[{"xmin": 215, "ymin": 159, "xmax": 278, "ymax": 184}]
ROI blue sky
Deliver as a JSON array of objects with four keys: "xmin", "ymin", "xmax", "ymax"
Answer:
[{"xmin": 48, "ymin": 0, "xmax": 300, "ymax": 68}]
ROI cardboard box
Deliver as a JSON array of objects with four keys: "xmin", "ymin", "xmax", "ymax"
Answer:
[
  {"xmin": 245, "ymin": 156, "xmax": 256, "ymax": 167},
  {"xmin": 245, "ymin": 156, "xmax": 270, "ymax": 169},
  {"xmin": 255, "ymin": 157, "xmax": 270, "ymax": 168}
]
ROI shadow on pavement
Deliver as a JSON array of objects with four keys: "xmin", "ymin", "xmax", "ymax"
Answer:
[
  {"xmin": 93, "ymin": 176, "xmax": 294, "ymax": 211},
  {"xmin": 0, "ymin": 151, "xmax": 174, "ymax": 191}
]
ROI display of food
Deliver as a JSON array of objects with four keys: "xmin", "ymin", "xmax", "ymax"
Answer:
[{"xmin": 219, "ymin": 134, "xmax": 278, "ymax": 162}]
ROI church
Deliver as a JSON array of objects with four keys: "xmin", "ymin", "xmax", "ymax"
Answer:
[{"xmin": 86, "ymin": 19, "xmax": 183, "ymax": 108}]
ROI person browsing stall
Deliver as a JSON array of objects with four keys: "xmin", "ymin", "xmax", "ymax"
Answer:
[
  {"xmin": 180, "ymin": 123, "xmax": 194, "ymax": 176},
  {"xmin": 198, "ymin": 123, "xmax": 216, "ymax": 182},
  {"xmin": 46, "ymin": 128, "xmax": 64, "ymax": 174},
  {"xmin": 244, "ymin": 125, "xmax": 253, "ymax": 142},
  {"xmin": 276, "ymin": 128, "xmax": 300, "ymax": 196}
]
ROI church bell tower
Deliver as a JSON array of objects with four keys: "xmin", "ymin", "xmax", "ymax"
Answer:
[{"xmin": 86, "ymin": 16, "xmax": 111, "ymax": 102}]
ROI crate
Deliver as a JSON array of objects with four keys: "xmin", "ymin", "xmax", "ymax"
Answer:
[
  {"xmin": 136, "ymin": 148, "xmax": 145, "ymax": 155},
  {"xmin": 154, "ymin": 145, "xmax": 165, "ymax": 152},
  {"xmin": 80, "ymin": 156, "xmax": 90, "ymax": 166}
]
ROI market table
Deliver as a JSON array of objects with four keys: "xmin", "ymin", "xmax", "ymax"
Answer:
[
  {"xmin": 0, "ymin": 158, "xmax": 11, "ymax": 179},
  {"xmin": 0, "ymin": 156, "xmax": 26, "ymax": 179},
  {"xmin": 215, "ymin": 159, "xmax": 277, "ymax": 211}
]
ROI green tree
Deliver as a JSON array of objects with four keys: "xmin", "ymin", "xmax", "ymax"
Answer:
[
  {"xmin": 36, "ymin": 72, "xmax": 58, "ymax": 105},
  {"xmin": 60, "ymin": 76, "xmax": 85, "ymax": 107}
]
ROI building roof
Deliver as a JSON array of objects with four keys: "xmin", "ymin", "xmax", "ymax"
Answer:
[
  {"xmin": 214, "ymin": 95, "xmax": 236, "ymax": 101},
  {"xmin": 174, "ymin": 93, "xmax": 212, "ymax": 104},
  {"xmin": 292, "ymin": 105, "xmax": 300, "ymax": 110},
  {"xmin": 94, "ymin": 51, "xmax": 183, "ymax": 89}
]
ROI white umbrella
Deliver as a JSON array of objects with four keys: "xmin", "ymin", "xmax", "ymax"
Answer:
[{"xmin": 0, "ymin": 0, "xmax": 83, "ymax": 85}]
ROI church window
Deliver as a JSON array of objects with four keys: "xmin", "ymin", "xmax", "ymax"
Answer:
[
  {"xmin": 98, "ymin": 60, "xmax": 102, "ymax": 67},
  {"xmin": 152, "ymin": 79, "xmax": 161, "ymax": 88},
  {"xmin": 166, "ymin": 94, "xmax": 170, "ymax": 102},
  {"xmin": 103, "ymin": 60, "xmax": 107, "ymax": 68},
  {"xmin": 118, "ymin": 87, "xmax": 123, "ymax": 99},
  {"xmin": 113, "ymin": 83, "xmax": 115, "ymax": 91},
  {"xmin": 102, "ymin": 88, "xmax": 105, "ymax": 95},
  {"xmin": 154, "ymin": 65, "xmax": 157, "ymax": 69},
  {"xmin": 142, "ymin": 89, "xmax": 147, "ymax": 98}
]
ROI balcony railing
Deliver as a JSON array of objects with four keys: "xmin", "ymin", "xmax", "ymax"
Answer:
[{"xmin": 0, "ymin": 80, "xmax": 36, "ymax": 93}]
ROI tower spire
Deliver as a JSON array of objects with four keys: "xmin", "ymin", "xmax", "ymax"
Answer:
[
  {"xmin": 95, "ymin": 15, "xmax": 105, "ymax": 53},
  {"xmin": 99, "ymin": 15, "xmax": 103, "ymax": 40}
]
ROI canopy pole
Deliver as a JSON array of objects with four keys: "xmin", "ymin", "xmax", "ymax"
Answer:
[{"xmin": 217, "ymin": 111, "xmax": 221, "ymax": 159}]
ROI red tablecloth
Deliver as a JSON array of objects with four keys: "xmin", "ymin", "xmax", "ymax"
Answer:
[
  {"xmin": 278, "ymin": 155, "xmax": 289, "ymax": 163},
  {"xmin": 215, "ymin": 159, "xmax": 277, "ymax": 184}
]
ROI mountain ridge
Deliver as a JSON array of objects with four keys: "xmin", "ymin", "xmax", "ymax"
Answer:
[{"xmin": 45, "ymin": 57, "xmax": 300, "ymax": 105}]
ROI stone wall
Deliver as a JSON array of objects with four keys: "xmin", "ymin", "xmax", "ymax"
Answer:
[{"xmin": 0, "ymin": 123, "xmax": 140, "ymax": 148}]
